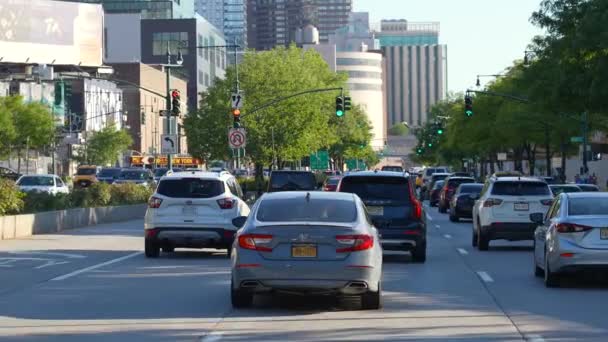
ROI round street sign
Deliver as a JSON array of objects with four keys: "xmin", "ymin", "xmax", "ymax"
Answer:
[{"xmin": 229, "ymin": 129, "xmax": 246, "ymax": 149}]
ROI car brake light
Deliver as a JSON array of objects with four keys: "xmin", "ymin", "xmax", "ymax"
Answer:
[
  {"xmin": 238, "ymin": 234, "xmax": 273, "ymax": 252},
  {"xmin": 556, "ymin": 223, "xmax": 593, "ymax": 233},
  {"xmin": 217, "ymin": 198, "xmax": 236, "ymax": 209},
  {"xmin": 145, "ymin": 228, "xmax": 159, "ymax": 238},
  {"xmin": 407, "ymin": 180, "xmax": 422, "ymax": 220},
  {"xmin": 483, "ymin": 198, "xmax": 503, "ymax": 207},
  {"xmin": 540, "ymin": 199, "xmax": 553, "ymax": 206},
  {"xmin": 336, "ymin": 235, "xmax": 373, "ymax": 253},
  {"xmin": 148, "ymin": 196, "xmax": 163, "ymax": 208}
]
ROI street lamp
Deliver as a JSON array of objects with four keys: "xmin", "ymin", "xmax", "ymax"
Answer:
[
  {"xmin": 523, "ymin": 50, "xmax": 536, "ymax": 65},
  {"xmin": 476, "ymin": 74, "xmax": 505, "ymax": 87}
]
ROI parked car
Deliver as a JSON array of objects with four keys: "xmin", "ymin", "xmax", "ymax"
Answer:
[
  {"xmin": 337, "ymin": 171, "xmax": 426, "ymax": 262},
  {"xmin": 472, "ymin": 176, "xmax": 553, "ymax": 250},
  {"xmin": 426, "ymin": 173, "xmax": 451, "ymax": 200},
  {"xmin": 576, "ymin": 184, "xmax": 600, "ymax": 192},
  {"xmin": 429, "ymin": 180, "xmax": 445, "ymax": 207},
  {"xmin": 322, "ymin": 176, "xmax": 341, "ymax": 192},
  {"xmin": 531, "ymin": 192, "xmax": 608, "ymax": 287},
  {"xmin": 438, "ymin": 176, "xmax": 476, "ymax": 213},
  {"xmin": 230, "ymin": 191, "xmax": 383, "ymax": 309},
  {"xmin": 381, "ymin": 165, "xmax": 404, "ymax": 172},
  {"xmin": 73, "ymin": 165, "xmax": 99, "ymax": 188},
  {"xmin": 0, "ymin": 166, "xmax": 21, "ymax": 181},
  {"xmin": 16, "ymin": 174, "xmax": 69, "ymax": 195},
  {"xmin": 550, "ymin": 184, "xmax": 582, "ymax": 196},
  {"xmin": 97, "ymin": 168, "xmax": 122, "ymax": 184},
  {"xmin": 267, "ymin": 170, "xmax": 317, "ymax": 192},
  {"xmin": 449, "ymin": 183, "xmax": 484, "ymax": 222},
  {"xmin": 144, "ymin": 171, "xmax": 250, "ymax": 257},
  {"xmin": 115, "ymin": 169, "xmax": 154, "ymax": 186}
]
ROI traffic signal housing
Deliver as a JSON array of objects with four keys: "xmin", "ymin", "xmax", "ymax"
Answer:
[
  {"xmin": 232, "ymin": 109, "xmax": 241, "ymax": 128},
  {"xmin": 171, "ymin": 90, "xmax": 181, "ymax": 116},
  {"xmin": 464, "ymin": 95, "xmax": 473, "ymax": 117},
  {"xmin": 335, "ymin": 96, "xmax": 345, "ymax": 117},
  {"xmin": 344, "ymin": 96, "xmax": 352, "ymax": 111}
]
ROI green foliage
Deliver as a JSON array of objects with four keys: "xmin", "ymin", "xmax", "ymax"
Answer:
[
  {"xmin": 78, "ymin": 125, "xmax": 133, "ymax": 166},
  {"xmin": 0, "ymin": 95, "xmax": 54, "ymax": 157},
  {"xmin": 0, "ymin": 179, "xmax": 24, "ymax": 215},
  {"xmin": 22, "ymin": 192, "xmax": 70, "ymax": 214},
  {"xmin": 109, "ymin": 183, "xmax": 153, "ymax": 206},
  {"xmin": 388, "ymin": 123, "xmax": 409, "ymax": 136},
  {"xmin": 237, "ymin": 177, "xmax": 268, "ymax": 194}
]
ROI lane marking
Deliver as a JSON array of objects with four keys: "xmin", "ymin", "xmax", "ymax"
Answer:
[
  {"xmin": 476, "ymin": 271, "xmax": 494, "ymax": 283},
  {"xmin": 51, "ymin": 251, "xmax": 143, "ymax": 281},
  {"xmin": 457, "ymin": 248, "xmax": 468, "ymax": 255},
  {"xmin": 435, "ymin": 224, "xmax": 441, "ymax": 229},
  {"xmin": 200, "ymin": 331, "xmax": 223, "ymax": 342},
  {"xmin": 10, "ymin": 251, "xmax": 86, "ymax": 259},
  {"xmin": 426, "ymin": 213, "xmax": 433, "ymax": 221},
  {"xmin": 444, "ymin": 234, "xmax": 452, "ymax": 239},
  {"xmin": 526, "ymin": 334, "xmax": 545, "ymax": 342},
  {"xmin": 35, "ymin": 260, "xmax": 70, "ymax": 269}
]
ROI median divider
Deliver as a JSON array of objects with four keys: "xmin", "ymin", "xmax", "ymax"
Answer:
[{"xmin": 0, "ymin": 204, "xmax": 146, "ymax": 240}]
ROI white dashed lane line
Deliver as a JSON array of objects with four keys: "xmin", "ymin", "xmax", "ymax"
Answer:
[
  {"xmin": 457, "ymin": 248, "xmax": 468, "ymax": 255},
  {"xmin": 525, "ymin": 334, "xmax": 546, "ymax": 342},
  {"xmin": 426, "ymin": 213, "xmax": 433, "ymax": 221},
  {"xmin": 200, "ymin": 331, "xmax": 223, "ymax": 342},
  {"xmin": 51, "ymin": 251, "xmax": 143, "ymax": 281},
  {"xmin": 443, "ymin": 234, "xmax": 452, "ymax": 239},
  {"xmin": 435, "ymin": 224, "xmax": 441, "ymax": 229},
  {"xmin": 476, "ymin": 271, "xmax": 494, "ymax": 283}
]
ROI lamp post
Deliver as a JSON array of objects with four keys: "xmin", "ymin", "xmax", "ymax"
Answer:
[{"xmin": 164, "ymin": 43, "xmax": 183, "ymax": 170}]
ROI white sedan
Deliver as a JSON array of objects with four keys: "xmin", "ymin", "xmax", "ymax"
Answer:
[{"xmin": 16, "ymin": 175, "xmax": 70, "ymax": 195}]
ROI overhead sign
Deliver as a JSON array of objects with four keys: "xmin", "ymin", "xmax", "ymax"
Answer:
[
  {"xmin": 231, "ymin": 93, "xmax": 243, "ymax": 109},
  {"xmin": 131, "ymin": 156, "xmax": 202, "ymax": 166},
  {"xmin": 310, "ymin": 150, "xmax": 329, "ymax": 170},
  {"xmin": 228, "ymin": 128, "xmax": 246, "ymax": 149},
  {"xmin": 497, "ymin": 152, "xmax": 507, "ymax": 161},
  {"xmin": 161, "ymin": 134, "xmax": 178, "ymax": 154}
]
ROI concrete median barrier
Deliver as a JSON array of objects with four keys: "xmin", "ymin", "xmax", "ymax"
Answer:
[{"xmin": 0, "ymin": 204, "xmax": 146, "ymax": 240}]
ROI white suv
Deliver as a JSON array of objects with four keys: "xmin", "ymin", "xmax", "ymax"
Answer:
[
  {"xmin": 144, "ymin": 171, "xmax": 250, "ymax": 258},
  {"xmin": 472, "ymin": 176, "xmax": 553, "ymax": 251}
]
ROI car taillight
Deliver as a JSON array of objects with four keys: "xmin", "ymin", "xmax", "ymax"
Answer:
[
  {"xmin": 540, "ymin": 199, "xmax": 553, "ymax": 206},
  {"xmin": 556, "ymin": 223, "xmax": 593, "ymax": 233},
  {"xmin": 238, "ymin": 234, "xmax": 273, "ymax": 252},
  {"xmin": 145, "ymin": 228, "xmax": 159, "ymax": 238},
  {"xmin": 407, "ymin": 181, "xmax": 422, "ymax": 220},
  {"xmin": 217, "ymin": 198, "xmax": 236, "ymax": 209},
  {"xmin": 483, "ymin": 198, "xmax": 503, "ymax": 207},
  {"xmin": 148, "ymin": 196, "xmax": 163, "ymax": 208},
  {"xmin": 336, "ymin": 235, "xmax": 373, "ymax": 253}
]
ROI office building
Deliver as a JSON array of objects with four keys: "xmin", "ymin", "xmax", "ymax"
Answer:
[
  {"xmin": 196, "ymin": 0, "xmax": 247, "ymax": 51},
  {"xmin": 374, "ymin": 20, "xmax": 439, "ymax": 47},
  {"xmin": 58, "ymin": 0, "xmax": 195, "ymax": 19},
  {"xmin": 247, "ymin": 0, "xmax": 351, "ymax": 50}
]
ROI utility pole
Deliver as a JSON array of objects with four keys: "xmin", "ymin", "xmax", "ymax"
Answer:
[
  {"xmin": 582, "ymin": 111, "xmax": 588, "ymax": 176},
  {"xmin": 165, "ymin": 43, "xmax": 173, "ymax": 170}
]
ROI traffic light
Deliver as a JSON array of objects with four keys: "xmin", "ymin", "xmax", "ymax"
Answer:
[
  {"xmin": 232, "ymin": 109, "xmax": 241, "ymax": 128},
  {"xmin": 464, "ymin": 95, "xmax": 473, "ymax": 117},
  {"xmin": 344, "ymin": 96, "xmax": 352, "ymax": 111},
  {"xmin": 171, "ymin": 90, "xmax": 181, "ymax": 116},
  {"xmin": 335, "ymin": 96, "xmax": 345, "ymax": 117},
  {"xmin": 427, "ymin": 142, "xmax": 433, "ymax": 148},
  {"xmin": 416, "ymin": 147, "xmax": 424, "ymax": 155}
]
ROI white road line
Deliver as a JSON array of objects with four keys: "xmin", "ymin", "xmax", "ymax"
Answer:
[
  {"xmin": 457, "ymin": 248, "xmax": 468, "ymax": 255},
  {"xmin": 51, "ymin": 252, "xmax": 143, "ymax": 281},
  {"xmin": 11, "ymin": 251, "xmax": 86, "ymax": 259},
  {"xmin": 435, "ymin": 224, "xmax": 441, "ymax": 229},
  {"xmin": 200, "ymin": 331, "xmax": 223, "ymax": 342},
  {"xmin": 476, "ymin": 271, "xmax": 494, "ymax": 283},
  {"xmin": 526, "ymin": 334, "xmax": 545, "ymax": 342},
  {"xmin": 426, "ymin": 213, "xmax": 433, "ymax": 221},
  {"xmin": 443, "ymin": 234, "xmax": 452, "ymax": 239}
]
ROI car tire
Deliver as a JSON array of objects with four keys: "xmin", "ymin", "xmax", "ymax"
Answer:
[
  {"xmin": 361, "ymin": 283, "xmax": 382, "ymax": 310},
  {"xmin": 535, "ymin": 262, "xmax": 544, "ymax": 278},
  {"xmin": 226, "ymin": 246, "xmax": 233, "ymax": 258},
  {"xmin": 477, "ymin": 231, "xmax": 489, "ymax": 251},
  {"xmin": 449, "ymin": 213, "xmax": 459, "ymax": 222},
  {"xmin": 162, "ymin": 246, "xmax": 175, "ymax": 253},
  {"xmin": 439, "ymin": 204, "xmax": 447, "ymax": 213},
  {"xmin": 231, "ymin": 280, "xmax": 253, "ymax": 308},
  {"xmin": 544, "ymin": 252, "xmax": 560, "ymax": 287},
  {"xmin": 145, "ymin": 239, "xmax": 160, "ymax": 258},
  {"xmin": 411, "ymin": 242, "xmax": 427, "ymax": 263},
  {"xmin": 472, "ymin": 230, "xmax": 478, "ymax": 247}
]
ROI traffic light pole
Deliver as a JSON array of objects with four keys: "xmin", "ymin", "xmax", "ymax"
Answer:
[
  {"xmin": 241, "ymin": 87, "xmax": 344, "ymax": 118},
  {"xmin": 165, "ymin": 46, "xmax": 173, "ymax": 170}
]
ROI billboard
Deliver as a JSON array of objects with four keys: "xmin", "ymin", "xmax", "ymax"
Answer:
[{"xmin": 0, "ymin": 0, "xmax": 103, "ymax": 66}]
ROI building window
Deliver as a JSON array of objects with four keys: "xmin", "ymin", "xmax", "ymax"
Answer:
[
  {"xmin": 152, "ymin": 32, "xmax": 189, "ymax": 56},
  {"xmin": 337, "ymin": 58, "xmax": 381, "ymax": 67},
  {"xmin": 203, "ymin": 37, "xmax": 209, "ymax": 60},
  {"xmin": 347, "ymin": 83, "xmax": 382, "ymax": 91},
  {"xmin": 198, "ymin": 34, "xmax": 203, "ymax": 57}
]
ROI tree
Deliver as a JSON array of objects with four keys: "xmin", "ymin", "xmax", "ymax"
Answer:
[
  {"xmin": 0, "ymin": 96, "xmax": 17, "ymax": 158},
  {"xmin": 328, "ymin": 104, "xmax": 374, "ymax": 170},
  {"xmin": 79, "ymin": 125, "xmax": 133, "ymax": 166},
  {"xmin": 388, "ymin": 122, "xmax": 409, "ymax": 136}
]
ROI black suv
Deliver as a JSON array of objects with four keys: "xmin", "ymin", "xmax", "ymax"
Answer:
[
  {"xmin": 267, "ymin": 170, "xmax": 317, "ymax": 192},
  {"xmin": 337, "ymin": 171, "xmax": 427, "ymax": 262}
]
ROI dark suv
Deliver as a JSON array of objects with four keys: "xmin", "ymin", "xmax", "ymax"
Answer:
[
  {"xmin": 438, "ymin": 176, "xmax": 476, "ymax": 213},
  {"xmin": 267, "ymin": 170, "xmax": 317, "ymax": 192},
  {"xmin": 337, "ymin": 171, "xmax": 427, "ymax": 262}
]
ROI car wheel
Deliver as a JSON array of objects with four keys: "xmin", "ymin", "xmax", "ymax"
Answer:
[
  {"xmin": 231, "ymin": 279, "xmax": 253, "ymax": 308},
  {"xmin": 361, "ymin": 282, "xmax": 382, "ymax": 310},
  {"xmin": 439, "ymin": 204, "xmax": 447, "ymax": 213},
  {"xmin": 477, "ymin": 230, "xmax": 489, "ymax": 251},
  {"xmin": 145, "ymin": 239, "xmax": 160, "ymax": 258},
  {"xmin": 472, "ymin": 229, "xmax": 478, "ymax": 247},
  {"xmin": 162, "ymin": 246, "xmax": 175, "ymax": 253},
  {"xmin": 411, "ymin": 242, "xmax": 427, "ymax": 263},
  {"xmin": 449, "ymin": 213, "xmax": 459, "ymax": 222},
  {"xmin": 226, "ymin": 246, "xmax": 233, "ymax": 258},
  {"xmin": 535, "ymin": 261, "xmax": 544, "ymax": 277},
  {"xmin": 544, "ymin": 252, "xmax": 560, "ymax": 287}
]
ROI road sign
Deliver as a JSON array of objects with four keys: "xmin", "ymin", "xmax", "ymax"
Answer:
[
  {"xmin": 228, "ymin": 128, "xmax": 246, "ymax": 149},
  {"xmin": 161, "ymin": 134, "xmax": 178, "ymax": 154},
  {"xmin": 497, "ymin": 152, "xmax": 507, "ymax": 161},
  {"xmin": 570, "ymin": 136, "xmax": 583, "ymax": 143},
  {"xmin": 231, "ymin": 93, "xmax": 244, "ymax": 109}
]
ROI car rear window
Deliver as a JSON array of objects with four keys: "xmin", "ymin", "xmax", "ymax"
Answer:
[
  {"xmin": 18, "ymin": 176, "xmax": 54, "ymax": 186},
  {"xmin": 157, "ymin": 178, "xmax": 224, "ymax": 198},
  {"xmin": 269, "ymin": 172, "xmax": 316, "ymax": 191},
  {"xmin": 491, "ymin": 182, "xmax": 551, "ymax": 196},
  {"xmin": 447, "ymin": 178, "xmax": 475, "ymax": 188},
  {"xmin": 425, "ymin": 168, "xmax": 437, "ymax": 176},
  {"xmin": 551, "ymin": 186, "xmax": 581, "ymax": 194},
  {"xmin": 382, "ymin": 166, "xmax": 403, "ymax": 172},
  {"xmin": 568, "ymin": 197, "xmax": 608, "ymax": 216},
  {"xmin": 458, "ymin": 184, "xmax": 483, "ymax": 194},
  {"xmin": 433, "ymin": 181, "xmax": 445, "ymax": 190},
  {"xmin": 98, "ymin": 169, "xmax": 121, "ymax": 177},
  {"xmin": 77, "ymin": 168, "xmax": 97, "ymax": 175},
  {"xmin": 257, "ymin": 198, "xmax": 357, "ymax": 222},
  {"xmin": 432, "ymin": 174, "xmax": 449, "ymax": 181},
  {"xmin": 326, "ymin": 177, "xmax": 340, "ymax": 185},
  {"xmin": 339, "ymin": 176, "xmax": 411, "ymax": 203}
]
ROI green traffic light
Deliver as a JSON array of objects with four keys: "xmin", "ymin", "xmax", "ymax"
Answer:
[
  {"xmin": 465, "ymin": 110, "xmax": 473, "ymax": 117},
  {"xmin": 428, "ymin": 143, "xmax": 433, "ymax": 147},
  {"xmin": 336, "ymin": 110, "xmax": 344, "ymax": 117},
  {"xmin": 437, "ymin": 129, "xmax": 443, "ymax": 135}
]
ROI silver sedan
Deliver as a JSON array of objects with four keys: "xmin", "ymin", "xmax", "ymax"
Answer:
[
  {"xmin": 230, "ymin": 191, "xmax": 383, "ymax": 309},
  {"xmin": 531, "ymin": 192, "xmax": 608, "ymax": 287}
]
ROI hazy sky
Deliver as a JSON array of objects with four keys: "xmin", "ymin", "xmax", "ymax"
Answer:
[{"xmin": 354, "ymin": 0, "xmax": 545, "ymax": 93}]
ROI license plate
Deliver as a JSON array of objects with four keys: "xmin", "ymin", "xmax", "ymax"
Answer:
[
  {"xmin": 182, "ymin": 207, "xmax": 196, "ymax": 215},
  {"xmin": 291, "ymin": 244, "xmax": 317, "ymax": 258},
  {"xmin": 514, "ymin": 202, "xmax": 529, "ymax": 211},
  {"xmin": 367, "ymin": 206, "xmax": 384, "ymax": 216},
  {"xmin": 601, "ymin": 228, "xmax": 608, "ymax": 240}
]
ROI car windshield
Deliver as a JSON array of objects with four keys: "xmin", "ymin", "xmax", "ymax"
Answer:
[
  {"xmin": 458, "ymin": 184, "xmax": 483, "ymax": 194},
  {"xmin": 256, "ymin": 197, "xmax": 357, "ymax": 223},
  {"xmin": 340, "ymin": 176, "xmax": 411, "ymax": 203},
  {"xmin": 568, "ymin": 197, "xmax": 608, "ymax": 216},
  {"xmin": 154, "ymin": 168, "xmax": 169, "ymax": 177},
  {"xmin": 98, "ymin": 169, "xmax": 121, "ymax": 177},
  {"xmin": 157, "ymin": 178, "xmax": 224, "ymax": 198},
  {"xmin": 120, "ymin": 171, "xmax": 149, "ymax": 180},
  {"xmin": 76, "ymin": 168, "xmax": 97, "ymax": 176},
  {"xmin": 18, "ymin": 176, "xmax": 54, "ymax": 186},
  {"xmin": 433, "ymin": 181, "xmax": 445, "ymax": 190},
  {"xmin": 578, "ymin": 185, "xmax": 599, "ymax": 191},
  {"xmin": 425, "ymin": 168, "xmax": 437, "ymax": 176},
  {"xmin": 447, "ymin": 178, "xmax": 475, "ymax": 188},
  {"xmin": 269, "ymin": 172, "xmax": 316, "ymax": 191},
  {"xmin": 492, "ymin": 182, "xmax": 551, "ymax": 196}
]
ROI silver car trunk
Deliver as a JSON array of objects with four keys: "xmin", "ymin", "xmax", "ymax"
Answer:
[{"xmin": 560, "ymin": 216, "xmax": 608, "ymax": 249}]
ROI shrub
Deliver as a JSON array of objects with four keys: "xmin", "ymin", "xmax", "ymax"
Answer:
[
  {"xmin": 0, "ymin": 179, "xmax": 24, "ymax": 215},
  {"xmin": 109, "ymin": 183, "xmax": 153, "ymax": 206},
  {"xmin": 22, "ymin": 192, "xmax": 70, "ymax": 213},
  {"xmin": 88, "ymin": 182, "xmax": 112, "ymax": 207}
]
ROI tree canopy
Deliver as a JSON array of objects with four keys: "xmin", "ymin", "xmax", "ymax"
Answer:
[{"xmin": 78, "ymin": 125, "xmax": 133, "ymax": 166}]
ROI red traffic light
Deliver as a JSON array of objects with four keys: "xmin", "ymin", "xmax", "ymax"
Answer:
[
  {"xmin": 232, "ymin": 109, "xmax": 241, "ymax": 117},
  {"xmin": 171, "ymin": 90, "xmax": 180, "ymax": 99}
]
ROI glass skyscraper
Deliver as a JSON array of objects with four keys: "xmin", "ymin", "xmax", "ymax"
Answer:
[
  {"xmin": 196, "ymin": 0, "xmax": 247, "ymax": 50},
  {"xmin": 59, "ymin": 0, "xmax": 195, "ymax": 19}
]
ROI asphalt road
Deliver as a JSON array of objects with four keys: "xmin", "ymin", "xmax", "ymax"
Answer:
[{"xmin": 0, "ymin": 204, "xmax": 607, "ymax": 341}]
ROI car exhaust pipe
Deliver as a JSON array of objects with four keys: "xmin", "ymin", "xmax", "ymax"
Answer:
[
  {"xmin": 241, "ymin": 281, "xmax": 261, "ymax": 288},
  {"xmin": 346, "ymin": 281, "xmax": 368, "ymax": 289}
]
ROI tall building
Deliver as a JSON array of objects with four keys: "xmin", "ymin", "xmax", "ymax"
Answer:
[
  {"xmin": 196, "ymin": 0, "xmax": 248, "ymax": 50},
  {"xmin": 247, "ymin": 0, "xmax": 351, "ymax": 50},
  {"xmin": 374, "ymin": 20, "xmax": 439, "ymax": 47},
  {"xmin": 57, "ymin": 0, "xmax": 195, "ymax": 19}
]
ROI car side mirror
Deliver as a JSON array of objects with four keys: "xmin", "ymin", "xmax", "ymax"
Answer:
[
  {"xmin": 529, "ymin": 213, "xmax": 544, "ymax": 224},
  {"xmin": 232, "ymin": 216, "xmax": 248, "ymax": 228}
]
